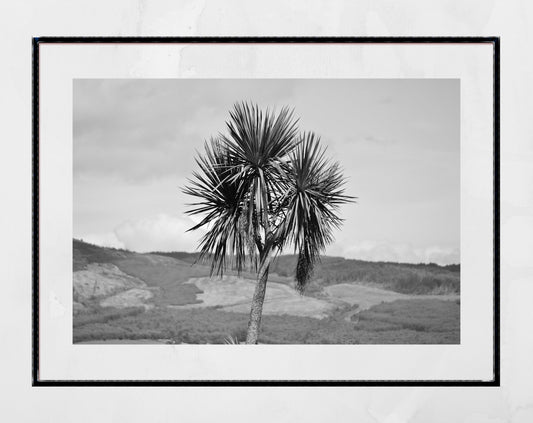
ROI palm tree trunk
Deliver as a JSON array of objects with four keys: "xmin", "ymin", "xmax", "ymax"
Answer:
[{"xmin": 245, "ymin": 265, "xmax": 270, "ymax": 344}]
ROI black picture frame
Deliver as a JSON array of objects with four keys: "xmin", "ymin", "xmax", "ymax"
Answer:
[{"xmin": 32, "ymin": 36, "xmax": 500, "ymax": 387}]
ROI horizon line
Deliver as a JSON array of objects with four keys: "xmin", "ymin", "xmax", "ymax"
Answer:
[{"xmin": 73, "ymin": 238, "xmax": 460, "ymax": 268}]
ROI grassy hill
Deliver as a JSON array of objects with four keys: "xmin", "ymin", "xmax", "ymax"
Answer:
[
  {"xmin": 72, "ymin": 239, "xmax": 460, "ymax": 344},
  {"xmin": 75, "ymin": 239, "xmax": 460, "ymax": 295},
  {"xmin": 151, "ymin": 249, "xmax": 460, "ymax": 295}
]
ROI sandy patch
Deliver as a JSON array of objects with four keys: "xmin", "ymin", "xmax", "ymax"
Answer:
[
  {"xmin": 173, "ymin": 276, "xmax": 336, "ymax": 319},
  {"xmin": 73, "ymin": 263, "xmax": 146, "ymax": 300}
]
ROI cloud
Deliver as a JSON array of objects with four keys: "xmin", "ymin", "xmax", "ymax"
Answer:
[
  {"xmin": 361, "ymin": 135, "xmax": 394, "ymax": 144},
  {"xmin": 113, "ymin": 214, "xmax": 204, "ymax": 253},
  {"xmin": 73, "ymin": 79, "xmax": 297, "ymax": 183},
  {"xmin": 83, "ymin": 220, "xmax": 459, "ymax": 265},
  {"xmin": 330, "ymin": 240, "xmax": 459, "ymax": 265},
  {"xmin": 74, "ymin": 80, "xmax": 459, "ymax": 262}
]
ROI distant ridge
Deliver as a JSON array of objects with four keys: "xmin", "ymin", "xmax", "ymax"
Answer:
[
  {"xmin": 150, "ymin": 250, "xmax": 459, "ymax": 271},
  {"xmin": 150, "ymin": 249, "xmax": 459, "ymax": 295},
  {"xmin": 73, "ymin": 239, "xmax": 460, "ymax": 296}
]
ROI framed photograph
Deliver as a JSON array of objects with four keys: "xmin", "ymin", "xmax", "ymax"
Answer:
[{"xmin": 33, "ymin": 37, "xmax": 499, "ymax": 386}]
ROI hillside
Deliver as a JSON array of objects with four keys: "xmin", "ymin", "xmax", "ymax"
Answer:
[
  {"xmin": 73, "ymin": 239, "xmax": 460, "ymax": 344},
  {"xmin": 151, "ymin": 250, "xmax": 460, "ymax": 295}
]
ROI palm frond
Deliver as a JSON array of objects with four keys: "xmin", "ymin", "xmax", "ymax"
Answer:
[
  {"xmin": 275, "ymin": 132, "xmax": 355, "ymax": 292},
  {"xmin": 182, "ymin": 102, "xmax": 301, "ymax": 275},
  {"xmin": 182, "ymin": 104, "xmax": 354, "ymax": 294},
  {"xmin": 223, "ymin": 335, "xmax": 241, "ymax": 344},
  {"xmin": 221, "ymin": 102, "xmax": 299, "ymax": 239},
  {"xmin": 182, "ymin": 138, "xmax": 251, "ymax": 275}
]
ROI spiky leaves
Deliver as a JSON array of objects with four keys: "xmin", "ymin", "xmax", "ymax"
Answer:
[
  {"xmin": 275, "ymin": 133, "xmax": 354, "ymax": 292},
  {"xmin": 221, "ymin": 102, "xmax": 299, "ymax": 247},
  {"xmin": 183, "ymin": 102, "xmax": 300, "ymax": 275},
  {"xmin": 182, "ymin": 138, "xmax": 248, "ymax": 275},
  {"xmin": 183, "ymin": 103, "xmax": 353, "ymax": 296}
]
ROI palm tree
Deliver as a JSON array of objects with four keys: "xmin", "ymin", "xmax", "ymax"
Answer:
[{"xmin": 183, "ymin": 102, "xmax": 353, "ymax": 344}]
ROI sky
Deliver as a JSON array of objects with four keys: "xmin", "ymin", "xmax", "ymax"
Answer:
[{"xmin": 73, "ymin": 79, "xmax": 460, "ymax": 265}]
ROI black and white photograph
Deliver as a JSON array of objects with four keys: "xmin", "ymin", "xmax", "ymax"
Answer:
[
  {"xmin": 73, "ymin": 78, "xmax": 460, "ymax": 345},
  {"xmin": 33, "ymin": 39, "xmax": 497, "ymax": 385}
]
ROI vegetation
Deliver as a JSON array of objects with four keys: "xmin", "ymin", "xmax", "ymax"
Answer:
[
  {"xmin": 73, "ymin": 305, "xmax": 145, "ymax": 328},
  {"xmin": 73, "ymin": 298, "xmax": 459, "ymax": 344},
  {"xmin": 112, "ymin": 257, "xmax": 204, "ymax": 306},
  {"xmin": 356, "ymin": 298, "xmax": 460, "ymax": 335},
  {"xmin": 182, "ymin": 102, "xmax": 353, "ymax": 343},
  {"xmin": 72, "ymin": 240, "xmax": 460, "ymax": 344},
  {"xmin": 269, "ymin": 255, "xmax": 459, "ymax": 295},
  {"xmin": 152, "ymin": 251, "xmax": 460, "ymax": 296},
  {"xmin": 75, "ymin": 238, "xmax": 459, "ymax": 299},
  {"xmin": 73, "ymin": 238, "xmax": 128, "ymax": 271}
]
